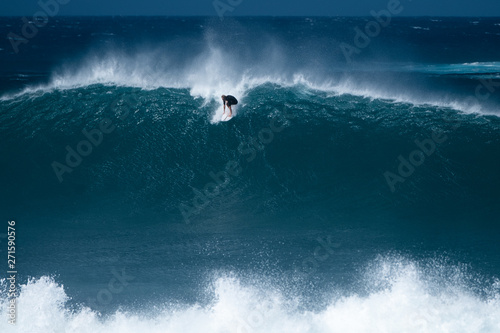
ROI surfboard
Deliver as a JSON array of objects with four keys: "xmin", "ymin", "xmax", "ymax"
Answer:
[{"xmin": 221, "ymin": 114, "xmax": 233, "ymax": 122}]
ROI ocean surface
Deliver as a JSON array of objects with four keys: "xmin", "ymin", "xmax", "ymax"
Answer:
[{"xmin": 1, "ymin": 16, "xmax": 500, "ymax": 332}]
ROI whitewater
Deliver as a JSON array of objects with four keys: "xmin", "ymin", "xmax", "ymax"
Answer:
[{"xmin": 1, "ymin": 256, "xmax": 500, "ymax": 333}]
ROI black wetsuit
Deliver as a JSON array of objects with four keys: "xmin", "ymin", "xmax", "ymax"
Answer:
[{"xmin": 224, "ymin": 95, "xmax": 238, "ymax": 106}]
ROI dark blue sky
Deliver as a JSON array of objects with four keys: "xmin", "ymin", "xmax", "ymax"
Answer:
[{"xmin": 1, "ymin": 0, "xmax": 499, "ymax": 16}]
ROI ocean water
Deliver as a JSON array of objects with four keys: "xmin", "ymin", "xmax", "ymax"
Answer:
[{"xmin": 1, "ymin": 16, "xmax": 500, "ymax": 332}]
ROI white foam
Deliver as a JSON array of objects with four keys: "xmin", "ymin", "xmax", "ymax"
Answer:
[
  {"xmin": 1, "ymin": 41, "xmax": 498, "ymax": 117},
  {"xmin": 412, "ymin": 26, "xmax": 430, "ymax": 31},
  {"xmin": 327, "ymin": 78, "xmax": 489, "ymax": 115},
  {"xmin": 1, "ymin": 257, "xmax": 499, "ymax": 333}
]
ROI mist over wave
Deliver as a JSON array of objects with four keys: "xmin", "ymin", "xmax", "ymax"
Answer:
[
  {"xmin": 4, "ymin": 47, "xmax": 498, "ymax": 116},
  {"xmin": 2, "ymin": 18, "xmax": 500, "ymax": 115}
]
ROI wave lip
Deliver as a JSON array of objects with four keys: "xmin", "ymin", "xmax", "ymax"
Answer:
[
  {"xmin": 2, "ymin": 40, "xmax": 499, "ymax": 116},
  {"xmin": 403, "ymin": 62, "xmax": 500, "ymax": 75},
  {"xmin": 1, "ymin": 71, "xmax": 495, "ymax": 117}
]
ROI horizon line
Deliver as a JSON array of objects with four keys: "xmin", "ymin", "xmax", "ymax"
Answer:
[{"xmin": 1, "ymin": 14, "xmax": 500, "ymax": 18}]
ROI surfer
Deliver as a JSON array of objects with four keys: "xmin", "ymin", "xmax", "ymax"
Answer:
[{"xmin": 222, "ymin": 95, "xmax": 238, "ymax": 117}]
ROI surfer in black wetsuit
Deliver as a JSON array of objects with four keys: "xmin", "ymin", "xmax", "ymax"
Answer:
[{"xmin": 222, "ymin": 95, "xmax": 238, "ymax": 117}]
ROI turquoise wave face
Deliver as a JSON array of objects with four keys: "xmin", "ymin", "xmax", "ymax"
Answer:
[{"xmin": 1, "ymin": 83, "xmax": 499, "ymax": 229}]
